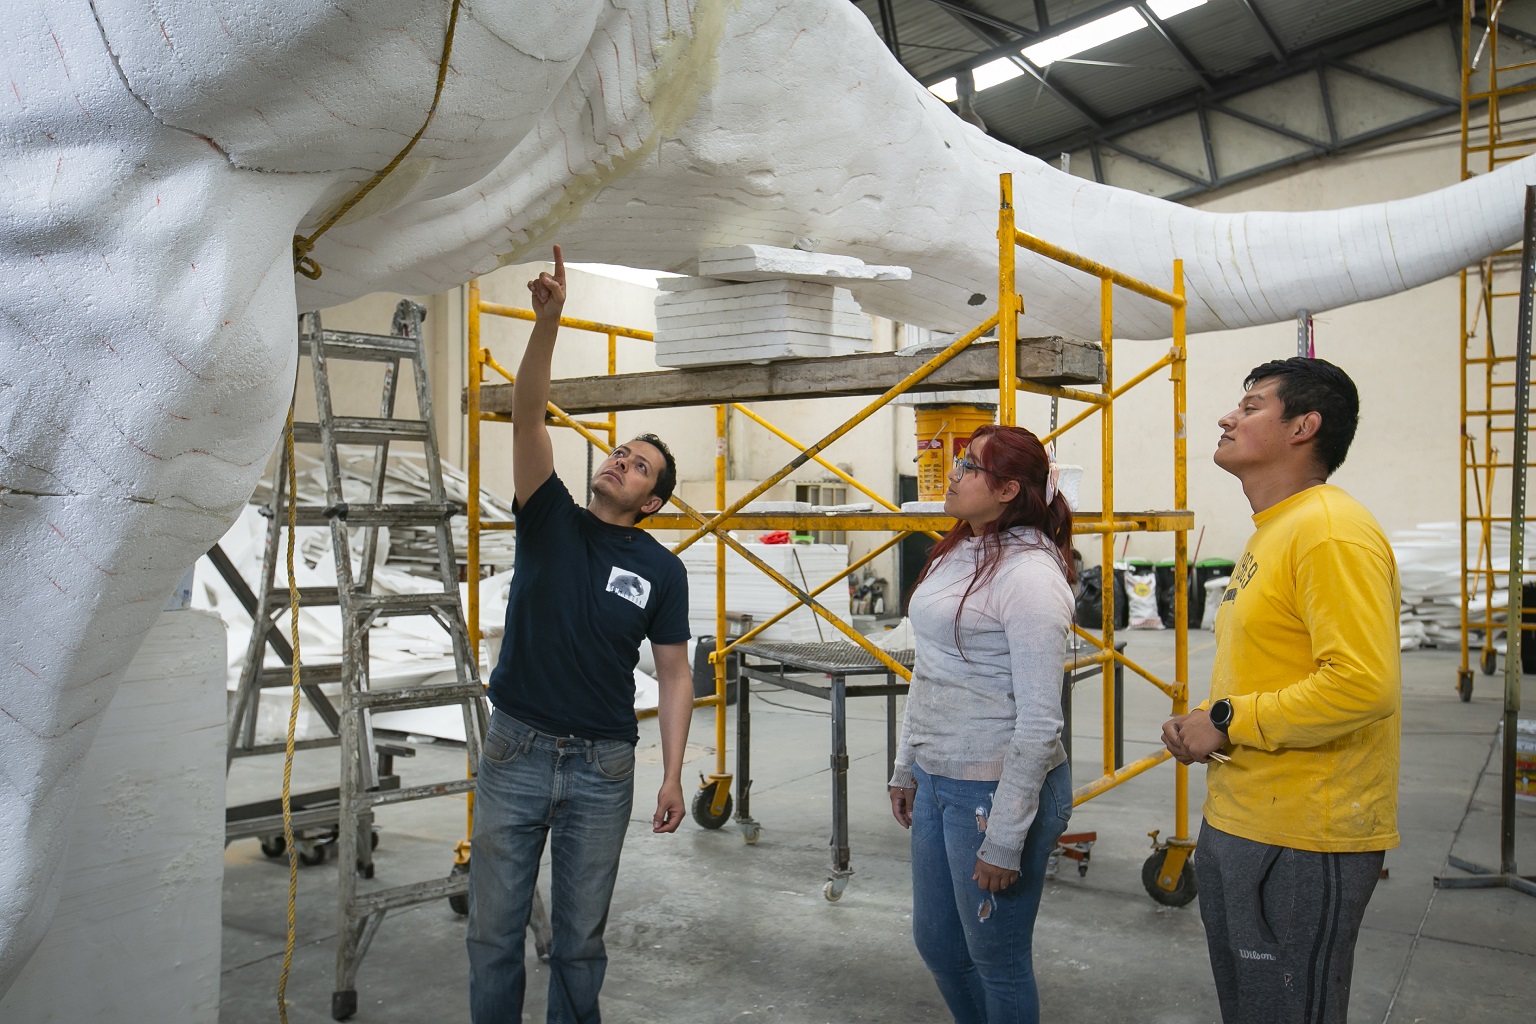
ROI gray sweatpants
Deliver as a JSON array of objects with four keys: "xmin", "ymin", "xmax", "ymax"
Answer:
[{"xmin": 1195, "ymin": 821, "xmax": 1384, "ymax": 1024}]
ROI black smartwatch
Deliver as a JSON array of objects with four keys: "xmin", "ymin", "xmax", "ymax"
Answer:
[{"xmin": 1209, "ymin": 698, "xmax": 1233, "ymax": 733}]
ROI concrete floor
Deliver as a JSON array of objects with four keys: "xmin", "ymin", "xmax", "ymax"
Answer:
[{"xmin": 221, "ymin": 631, "xmax": 1535, "ymax": 1023}]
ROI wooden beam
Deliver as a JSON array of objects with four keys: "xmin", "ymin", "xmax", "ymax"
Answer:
[{"xmin": 473, "ymin": 337, "xmax": 1103, "ymax": 416}]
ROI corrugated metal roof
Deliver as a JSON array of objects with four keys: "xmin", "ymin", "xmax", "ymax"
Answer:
[
  {"xmin": 846, "ymin": 0, "xmax": 1465, "ymax": 191},
  {"xmin": 974, "ymin": 79, "xmax": 1090, "ymax": 145},
  {"xmin": 1042, "ymin": 29, "xmax": 1202, "ymax": 121},
  {"xmin": 1258, "ymin": 0, "xmax": 1428, "ymax": 51},
  {"xmin": 1171, "ymin": 2, "xmax": 1278, "ymax": 78}
]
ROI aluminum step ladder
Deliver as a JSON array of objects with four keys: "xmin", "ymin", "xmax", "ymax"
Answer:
[{"xmin": 230, "ymin": 299, "xmax": 489, "ymax": 1021}]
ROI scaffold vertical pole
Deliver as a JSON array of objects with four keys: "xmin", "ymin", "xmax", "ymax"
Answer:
[
  {"xmin": 998, "ymin": 175, "xmax": 1019, "ymax": 426},
  {"xmin": 1100, "ymin": 277, "xmax": 1116, "ymax": 782},
  {"xmin": 1172, "ymin": 260, "xmax": 1190, "ymax": 844}
]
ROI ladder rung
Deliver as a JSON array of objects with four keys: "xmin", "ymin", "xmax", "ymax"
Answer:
[
  {"xmin": 350, "ymin": 592, "xmax": 461, "ymax": 618},
  {"xmin": 261, "ymin": 662, "xmax": 346, "ymax": 686},
  {"xmin": 268, "ymin": 586, "xmax": 342, "ymax": 607},
  {"xmin": 229, "ymin": 736, "xmax": 341, "ymax": 759},
  {"xmin": 300, "ymin": 330, "xmax": 419, "ymax": 362},
  {"xmin": 285, "ymin": 502, "xmax": 459, "ymax": 526},
  {"xmin": 356, "ymin": 776, "xmax": 476, "ymax": 810},
  {"xmin": 354, "ymin": 682, "xmax": 483, "ymax": 712},
  {"xmin": 290, "ymin": 418, "xmax": 430, "ymax": 445},
  {"xmin": 350, "ymin": 874, "xmax": 466, "ymax": 916}
]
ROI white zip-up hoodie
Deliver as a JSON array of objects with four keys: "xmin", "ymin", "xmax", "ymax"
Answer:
[{"xmin": 890, "ymin": 527, "xmax": 1075, "ymax": 868}]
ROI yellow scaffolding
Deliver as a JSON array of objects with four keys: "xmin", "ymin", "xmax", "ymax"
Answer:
[
  {"xmin": 1458, "ymin": 0, "xmax": 1536, "ymax": 699},
  {"xmin": 464, "ymin": 173, "xmax": 1195, "ymax": 899}
]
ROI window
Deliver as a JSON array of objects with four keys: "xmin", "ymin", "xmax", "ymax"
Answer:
[{"xmin": 794, "ymin": 482, "xmax": 848, "ymax": 545}]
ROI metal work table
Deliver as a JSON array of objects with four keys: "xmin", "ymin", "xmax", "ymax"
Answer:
[{"xmin": 732, "ymin": 638, "xmax": 1122, "ymax": 901}]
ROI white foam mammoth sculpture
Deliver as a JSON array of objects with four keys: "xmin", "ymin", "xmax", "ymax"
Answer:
[{"xmin": 2, "ymin": 0, "xmax": 1530, "ymax": 991}]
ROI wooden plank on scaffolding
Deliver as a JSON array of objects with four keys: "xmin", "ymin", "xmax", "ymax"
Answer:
[{"xmin": 472, "ymin": 337, "xmax": 1103, "ymax": 416}]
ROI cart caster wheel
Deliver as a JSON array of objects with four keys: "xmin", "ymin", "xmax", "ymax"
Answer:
[
  {"xmin": 1459, "ymin": 669, "xmax": 1475, "ymax": 702},
  {"xmin": 331, "ymin": 988, "xmax": 357, "ymax": 1021},
  {"xmin": 298, "ymin": 844, "xmax": 327, "ymax": 867},
  {"xmin": 1480, "ymin": 647, "xmax": 1498, "ymax": 677},
  {"xmin": 739, "ymin": 821, "xmax": 761, "ymax": 846},
  {"xmin": 823, "ymin": 878, "xmax": 847, "ymax": 902},
  {"xmin": 448, "ymin": 858, "xmax": 470, "ymax": 916},
  {"xmin": 1077, "ymin": 861, "xmax": 1089, "ymax": 878},
  {"xmin": 1141, "ymin": 849, "xmax": 1198, "ymax": 907},
  {"xmin": 259, "ymin": 835, "xmax": 287, "ymax": 859},
  {"xmin": 691, "ymin": 785, "xmax": 733, "ymax": 830},
  {"xmin": 356, "ymin": 859, "xmax": 375, "ymax": 880}
]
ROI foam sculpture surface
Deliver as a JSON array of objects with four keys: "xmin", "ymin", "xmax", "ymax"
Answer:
[{"xmin": 2, "ymin": 0, "xmax": 1533, "ymax": 991}]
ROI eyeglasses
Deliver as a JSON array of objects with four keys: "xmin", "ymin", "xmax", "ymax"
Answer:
[{"xmin": 951, "ymin": 456, "xmax": 995, "ymax": 478}]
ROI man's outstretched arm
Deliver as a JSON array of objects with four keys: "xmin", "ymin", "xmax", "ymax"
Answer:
[
  {"xmin": 649, "ymin": 641, "xmax": 693, "ymax": 833},
  {"xmin": 512, "ymin": 245, "xmax": 566, "ymax": 505}
]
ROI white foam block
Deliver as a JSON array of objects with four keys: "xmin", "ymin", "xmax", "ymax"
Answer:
[
  {"xmin": 655, "ymin": 332, "xmax": 869, "ymax": 366},
  {"xmin": 656, "ymin": 316, "xmax": 870, "ymax": 342},
  {"xmin": 655, "ymin": 278, "xmax": 872, "ymax": 366},
  {"xmin": 697, "ymin": 244, "xmax": 911, "ymax": 282}
]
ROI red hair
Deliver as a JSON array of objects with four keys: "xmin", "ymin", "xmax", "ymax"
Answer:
[{"xmin": 911, "ymin": 424, "xmax": 1075, "ymax": 649}]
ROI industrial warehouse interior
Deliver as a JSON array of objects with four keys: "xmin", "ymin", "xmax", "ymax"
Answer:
[{"xmin": 3, "ymin": 1, "xmax": 1535, "ymax": 1023}]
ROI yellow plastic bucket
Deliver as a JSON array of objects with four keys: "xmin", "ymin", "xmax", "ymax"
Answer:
[{"xmin": 914, "ymin": 404, "xmax": 996, "ymax": 502}]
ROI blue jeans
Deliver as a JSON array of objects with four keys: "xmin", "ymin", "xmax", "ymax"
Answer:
[
  {"xmin": 910, "ymin": 761, "xmax": 1072, "ymax": 1024},
  {"xmin": 467, "ymin": 710, "xmax": 636, "ymax": 1024}
]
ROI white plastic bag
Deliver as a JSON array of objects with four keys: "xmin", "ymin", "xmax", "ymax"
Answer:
[{"xmin": 1127, "ymin": 568, "xmax": 1162, "ymax": 629}]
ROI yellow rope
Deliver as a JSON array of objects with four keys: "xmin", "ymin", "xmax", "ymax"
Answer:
[
  {"xmin": 292, "ymin": 0, "xmax": 464, "ymax": 280},
  {"xmin": 277, "ymin": 407, "xmax": 303, "ymax": 1023}
]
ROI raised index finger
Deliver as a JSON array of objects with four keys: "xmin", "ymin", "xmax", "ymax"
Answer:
[{"xmin": 552, "ymin": 243, "xmax": 565, "ymax": 285}]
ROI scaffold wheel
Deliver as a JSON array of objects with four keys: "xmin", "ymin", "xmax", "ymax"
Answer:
[
  {"xmin": 448, "ymin": 857, "xmax": 470, "ymax": 916},
  {"xmin": 1141, "ymin": 849, "xmax": 1198, "ymax": 907},
  {"xmin": 691, "ymin": 785, "xmax": 733, "ymax": 830}
]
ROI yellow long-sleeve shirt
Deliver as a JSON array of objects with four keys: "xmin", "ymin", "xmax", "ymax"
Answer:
[{"xmin": 1205, "ymin": 484, "xmax": 1401, "ymax": 853}]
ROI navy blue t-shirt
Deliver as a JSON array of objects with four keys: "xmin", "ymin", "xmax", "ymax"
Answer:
[{"xmin": 487, "ymin": 472, "xmax": 690, "ymax": 744}]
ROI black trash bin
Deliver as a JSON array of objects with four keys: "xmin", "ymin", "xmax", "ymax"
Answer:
[
  {"xmin": 1075, "ymin": 565, "xmax": 1129, "ymax": 630},
  {"xmin": 1193, "ymin": 559, "xmax": 1236, "ymax": 628},
  {"xmin": 691, "ymin": 636, "xmax": 740, "ymax": 705},
  {"xmin": 1153, "ymin": 558, "xmax": 1237, "ymax": 628},
  {"xmin": 1153, "ymin": 559, "xmax": 1179, "ymax": 628}
]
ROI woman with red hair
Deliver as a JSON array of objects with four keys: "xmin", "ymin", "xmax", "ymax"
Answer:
[{"xmin": 888, "ymin": 424, "xmax": 1076, "ymax": 1024}]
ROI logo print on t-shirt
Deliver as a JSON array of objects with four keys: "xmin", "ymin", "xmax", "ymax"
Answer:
[{"xmin": 606, "ymin": 567, "xmax": 652, "ymax": 609}]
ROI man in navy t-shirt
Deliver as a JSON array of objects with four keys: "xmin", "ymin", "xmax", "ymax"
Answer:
[{"xmin": 467, "ymin": 246, "xmax": 694, "ymax": 1024}]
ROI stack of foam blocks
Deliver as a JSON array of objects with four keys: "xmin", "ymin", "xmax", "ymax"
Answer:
[{"xmin": 653, "ymin": 244, "xmax": 909, "ymax": 367}]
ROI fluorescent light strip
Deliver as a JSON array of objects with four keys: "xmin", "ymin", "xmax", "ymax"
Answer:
[
  {"xmin": 972, "ymin": 57, "xmax": 1026, "ymax": 92},
  {"xmin": 938, "ymin": 0, "xmax": 1207, "ymax": 101},
  {"xmin": 1148, "ymin": 0, "xmax": 1208, "ymax": 18},
  {"xmin": 1023, "ymin": 7, "xmax": 1146, "ymax": 67}
]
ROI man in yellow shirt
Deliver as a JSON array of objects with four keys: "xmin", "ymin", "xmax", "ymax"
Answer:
[{"xmin": 1163, "ymin": 357, "xmax": 1400, "ymax": 1024}]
